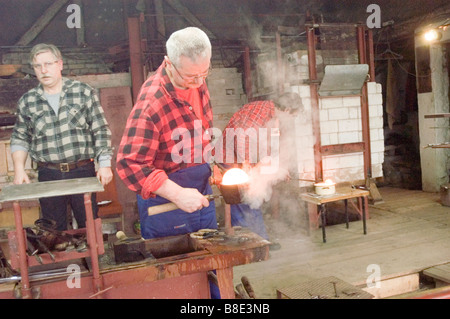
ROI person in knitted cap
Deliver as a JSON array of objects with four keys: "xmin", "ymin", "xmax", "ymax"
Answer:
[{"xmin": 218, "ymin": 92, "xmax": 304, "ymax": 250}]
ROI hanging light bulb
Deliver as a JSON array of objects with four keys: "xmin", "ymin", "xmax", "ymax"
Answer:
[{"xmin": 424, "ymin": 29, "xmax": 441, "ymax": 42}]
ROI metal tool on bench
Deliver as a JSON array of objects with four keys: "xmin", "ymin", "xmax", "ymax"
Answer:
[
  {"xmin": 113, "ymin": 231, "xmax": 153, "ymax": 264},
  {"xmin": 147, "ymin": 167, "xmax": 248, "ymax": 216},
  {"xmin": 189, "ymin": 228, "xmax": 219, "ymax": 239},
  {"xmin": 23, "ymin": 218, "xmax": 89, "ymax": 264}
]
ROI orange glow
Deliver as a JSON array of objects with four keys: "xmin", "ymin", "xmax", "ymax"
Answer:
[
  {"xmin": 315, "ymin": 179, "xmax": 335, "ymax": 187},
  {"xmin": 221, "ymin": 168, "xmax": 249, "ymax": 185}
]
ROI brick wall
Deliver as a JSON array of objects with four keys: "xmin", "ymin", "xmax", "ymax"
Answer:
[
  {"xmin": 292, "ymin": 82, "xmax": 384, "ymax": 186},
  {"xmin": 207, "ymin": 68, "xmax": 247, "ymax": 131},
  {"xmin": 207, "ymin": 67, "xmax": 385, "ymax": 186}
]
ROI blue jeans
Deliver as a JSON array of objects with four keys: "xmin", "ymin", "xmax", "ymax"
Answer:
[
  {"xmin": 231, "ymin": 203, "xmax": 269, "ymax": 240},
  {"xmin": 38, "ymin": 162, "xmax": 98, "ymax": 231}
]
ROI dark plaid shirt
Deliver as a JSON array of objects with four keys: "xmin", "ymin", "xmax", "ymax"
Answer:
[
  {"xmin": 116, "ymin": 62, "xmax": 213, "ymax": 196},
  {"xmin": 11, "ymin": 78, "xmax": 112, "ymax": 163}
]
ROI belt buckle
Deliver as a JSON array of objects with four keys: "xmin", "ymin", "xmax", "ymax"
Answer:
[{"xmin": 60, "ymin": 163, "xmax": 70, "ymax": 172}]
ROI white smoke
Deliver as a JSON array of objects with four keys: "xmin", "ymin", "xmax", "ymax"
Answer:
[
  {"xmin": 240, "ymin": 113, "xmax": 299, "ymax": 209},
  {"xmin": 241, "ymin": 162, "xmax": 290, "ymax": 209}
]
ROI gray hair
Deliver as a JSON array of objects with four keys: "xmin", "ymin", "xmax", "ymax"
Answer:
[
  {"xmin": 273, "ymin": 92, "xmax": 304, "ymax": 113},
  {"xmin": 166, "ymin": 27, "xmax": 211, "ymax": 67},
  {"xmin": 29, "ymin": 43, "xmax": 62, "ymax": 63}
]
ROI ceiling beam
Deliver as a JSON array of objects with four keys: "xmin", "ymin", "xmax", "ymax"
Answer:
[
  {"xmin": 15, "ymin": 0, "xmax": 70, "ymax": 46},
  {"xmin": 163, "ymin": 0, "xmax": 216, "ymax": 39},
  {"xmin": 154, "ymin": 0, "xmax": 166, "ymax": 39}
]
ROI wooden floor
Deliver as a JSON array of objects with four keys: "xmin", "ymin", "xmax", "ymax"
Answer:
[{"xmin": 232, "ymin": 187, "xmax": 450, "ymax": 299}]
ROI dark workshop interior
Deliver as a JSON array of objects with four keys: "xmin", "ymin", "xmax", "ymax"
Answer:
[{"xmin": 0, "ymin": 0, "xmax": 449, "ymax": 301}]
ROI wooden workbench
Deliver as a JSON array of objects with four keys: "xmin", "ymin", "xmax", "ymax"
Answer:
[
  {"xmin": 300, "ymin": 188, "xmax": 370, "ymax": 243},
  {"xmin": 0, "ymin": 177, "xmax": 105, "ymax": 299},
  {"xmin": 0, "ymin": 177, "xmax": 270, "ymax": 299},
  {"xmin": 0, "ymin": 227, "xmax": 269, "ymax": 299}
]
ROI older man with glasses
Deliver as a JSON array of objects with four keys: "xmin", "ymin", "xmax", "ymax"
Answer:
[
  {"xmin": 10, "ymin": 43, "xmax": 113, "ymax": 231},
  {"xmin": 116, "ymin": 27, "xmax": 216, "ymax": 239},
  {"xmin": 116, "ymin": 27, "xmax": 222, "ymax": 298}
]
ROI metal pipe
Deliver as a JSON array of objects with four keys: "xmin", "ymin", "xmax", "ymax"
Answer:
[
  {"xmin": 128, "ymin": 17, "xmax": 145, "ymax": 103},
  {"xmin": 306, "ymin": 26, "xmax": 323, "ymax": 182},
  {"xmin": 243, "ymin": 46, "xmax": 253, "ymax": 100},
  {"xmin": 224, "ymin": 204, "xmax": 234, "ymax": 235},
  {"xmin": 357, "ymin": 25, "xmax": 372, "ymax": 180},
  {"xmin": 275, "ymin": 31, "xmax": 284, "ymax": 95},
  {"xmin": 0, "ymin": 268, "xmax": 88, "ymax": 284},
  {"xmin": 367, "ymin": 29, "xmax": 376, "ymax": 82},
  {"xmin": 13, "ymin": 201, "xmax": 32, "ymax": 299}
]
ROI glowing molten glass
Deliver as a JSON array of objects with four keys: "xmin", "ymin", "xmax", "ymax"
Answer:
[{"xmin": 221, "ymin": 168, "xmax": 249, "ymax": 186}]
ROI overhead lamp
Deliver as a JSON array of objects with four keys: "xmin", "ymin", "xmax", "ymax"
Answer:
[{"xmin": 424, "ymin": 29, "xmax": 442, "ymax": 42}]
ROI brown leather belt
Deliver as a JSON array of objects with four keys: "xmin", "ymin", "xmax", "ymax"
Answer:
[{"xmin": 37, "ymin": 159, "xmax": 93, "ymax": 172}]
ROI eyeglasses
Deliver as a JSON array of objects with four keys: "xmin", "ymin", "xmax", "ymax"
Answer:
[
  {"xmin": 171, "ymin": 62, "xmax": 211, "ymax": 81},
  {"xmin": 31, "ymin": 60, "xmax": 59, "ymax": 70}
]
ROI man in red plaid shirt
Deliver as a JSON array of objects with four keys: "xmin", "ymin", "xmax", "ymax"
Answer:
[
  {"xmin": 218, "ymin": 93, "xmax": 303, "ymax": 246},
  {"xmin": 116, "ymin": 27, "xmax": 216, "ymax": 239}
]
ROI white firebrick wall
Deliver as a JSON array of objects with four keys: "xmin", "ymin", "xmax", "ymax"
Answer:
[{"xmin": 291, "ymin": 82, "xmax": 384, "ymax": 186}]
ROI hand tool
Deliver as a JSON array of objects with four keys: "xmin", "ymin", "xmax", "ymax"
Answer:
[
  {"xmin": 189, "ymin": 229, "xmax": 219, "ymax": 239},
  {"xmin": 147, "ymin": 194, "xmax": 222, "ymax": 216},
  {"xmin": 235, "ymin": 283, "xmax": 250, "ymax": 299},
  {"xmin": 241, "ymin": 276, "xmax": 256, "ymax": 299}
]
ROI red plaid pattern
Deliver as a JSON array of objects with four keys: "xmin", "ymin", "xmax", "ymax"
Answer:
[
  {"xmin": 219, "ymin": 100, "xmax": 275, "ymax": 164},
  {"xmin": 116, "ymin": 62, "xmax": 213, "ymax": 196}
]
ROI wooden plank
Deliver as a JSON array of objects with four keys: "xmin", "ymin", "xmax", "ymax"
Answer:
[
  {"xmin": 0, "ymin": 142, "xmax": 7, "ymax": 175},
  {"xmin": 368, "ymin": 179, "xmax": 384, "ymax": 204},
  {"xmin": 362, "ymin": 273, "xmax": 419, "ymax": 299},
  {"xmin": 0, "ymin": 206, "xmax": 40, "ymax": 228},
  {"xmin": 300, "ymin": 188, "xmax": 369, "ymax": 205},
  {"xmin": 15, "ymin": 0, "xmax": 69, "ymax": 45},
  {"xmin": 216, "ymin": 267, "xmax": 235, "ymax": 299},
  {"xmin": 321, "ymin": 142, "xmax": 365, "ymax": 156},
  {"xmin": 424, "ymin": 264, "xmax": 450, "ymax": 283},
  {"xmin": 0, "ymin": 177, "xmax": 104, "ymax": 202},
  {"xmin": 424, "ymin": 113, "xmax": 450, "ymax": 118},
  {"xmin": 428, "ymin": 143, "xmax": 450, "ymax": 148},
  {"xmin": 99, "ymin": 86, "xmax": 135, "ymax": 217}
]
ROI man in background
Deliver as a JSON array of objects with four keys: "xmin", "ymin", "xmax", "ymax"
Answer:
[
  {"xmin": 219, "ymin": 92, "xmax": 303, "ymax": 249},
  {"xmin": 10, "ymin": 43, "xmax": 113, "ymax": 231}
]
